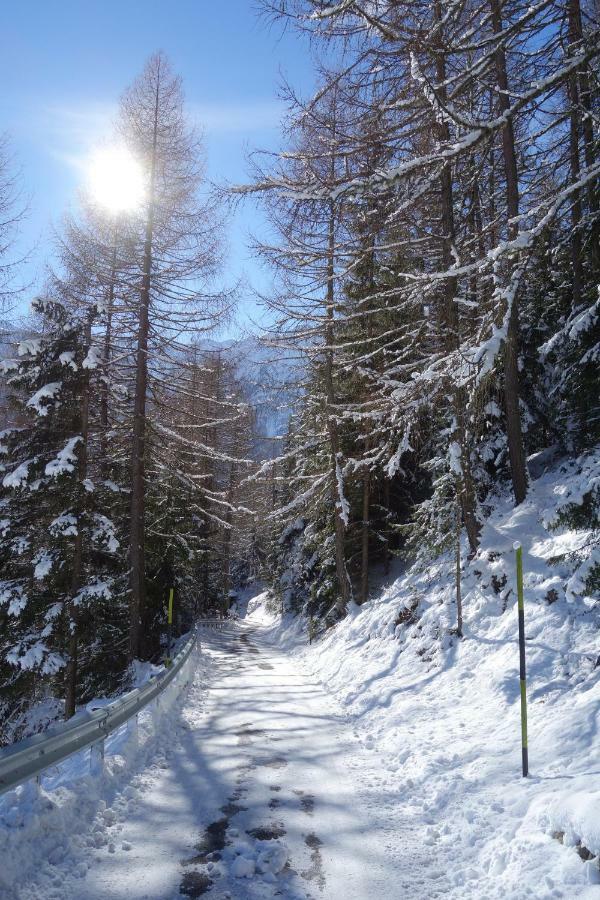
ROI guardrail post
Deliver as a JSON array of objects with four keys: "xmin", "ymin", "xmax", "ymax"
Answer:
[
  {"xmin": 90, "ymin": 739, "xmax": 105, "ymax": 777},
  {"xmin": 22, "ymin": 775, "xmax": 42, "ymax": 803},
  {"xmin": 152, "ymin": 694, "xmax": 162, "ymax": 728},
  {"xmin": 127, "ymin": 713, "xmax": 139, "ymax": 746}
]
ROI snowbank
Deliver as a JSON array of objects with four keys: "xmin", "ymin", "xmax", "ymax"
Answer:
[
  {"xmin": 253, "ymin": 450, "xmax": 600, "ymax": 898},
  {"xmin": 0, "ymin": 640, "xmax": 202, "ymax": 898}
]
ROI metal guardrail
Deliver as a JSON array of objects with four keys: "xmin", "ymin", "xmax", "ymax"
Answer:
[
  {"xmin": 197, "ymin": 618, "xmax": 227, "ymax": 630},
  {"xmin": 0, "ymin": 631, "xmax": 197, "ymax": 797}
]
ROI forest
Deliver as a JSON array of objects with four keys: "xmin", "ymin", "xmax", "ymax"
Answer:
[{"xmin": 0, "ymin": 0, "xmax": 598, "ymax": 749}]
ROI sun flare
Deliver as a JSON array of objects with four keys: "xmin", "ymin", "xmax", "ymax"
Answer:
[{"xmin": 86, "ymin": 145, "xmax": 145, "ymax": 214}]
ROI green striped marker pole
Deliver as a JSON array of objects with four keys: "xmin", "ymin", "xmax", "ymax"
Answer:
[
  {"xmin": 166, "ymin": 587, "xmax": 174, "ymax": 667},
  {"xmin": 514, "ymin": 542, "xmax": 528, "ymax": 777}
]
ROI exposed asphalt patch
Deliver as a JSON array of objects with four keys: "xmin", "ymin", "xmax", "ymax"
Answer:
[
  {"xmin": 184, "ymin": 818, "xmax": 228, "ymax": 866},
  {"xmin": 239, "ymin": 633, "xmax": 260, "ymax": 654},
  {"xmin": 301, "ymin": 833, "xmax": 326, "ymax": 892},
  {"xmin": 294, "ymin": 790, "xmax": 315, "ymax": 815},
  {"xmin": 179, "ymin": 871, "xmax": 213, "ymax": 897},
  {"xmin": 230, "ymin": 786, "xmax": 248, "ymax": 800},
  {"xmin": 257, "ymin": 756, "xmax": 287, "ymax": 769},
  {"xmin": 237, "ymin": 726, "xmax": 265, "ymax": 746},
  {"xmin": 258, "ymin": 662, "xmax": 274, "ymax": 670},
  {"xmin": 220, "ymin": 800, "xmax": 246, "ymax": 817},
  {"xmin": 247, "ymin": 823, "xmax": 286, "ymax": 841}
]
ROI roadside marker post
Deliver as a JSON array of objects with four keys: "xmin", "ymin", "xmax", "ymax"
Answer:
[{"xmin": 514, "ymin": 542, "xmax": 529, "ymax": 777}]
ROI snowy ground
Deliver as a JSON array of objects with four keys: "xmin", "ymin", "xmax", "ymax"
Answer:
[
  {"xmin": 256, "ymin": 450, "xmax": 600, "ymax": 899},
  {"xmin": 1, "ymin": 452, "xmax": 599, "ymax": 899},
  {"xmin": 1, "ymin": 621, "xmax": 426, "ymax": 900}
]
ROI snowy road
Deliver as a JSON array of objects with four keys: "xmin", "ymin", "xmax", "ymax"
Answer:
[{"xmin": 43, "ymin": 621, "xmax": 426, "ymax": 900}]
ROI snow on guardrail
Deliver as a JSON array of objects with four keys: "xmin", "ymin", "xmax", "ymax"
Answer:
[{"xmin": 0, "ymin": 629, "xmax": 198, "ymax": 796}]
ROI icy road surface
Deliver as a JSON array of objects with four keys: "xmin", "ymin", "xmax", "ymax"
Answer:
[{"xmin": 46, "ymin": 622, "xmax": 424, "ymax": 900}]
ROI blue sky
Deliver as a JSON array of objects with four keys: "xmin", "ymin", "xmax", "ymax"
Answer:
[{"xmin": 0, "ymin": 0, "xmax": 315, "ymax": 334}]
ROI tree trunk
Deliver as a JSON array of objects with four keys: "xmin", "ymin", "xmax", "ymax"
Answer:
[
  {"xmin": 129, "ymin": 69, "xmax": 160, "ymax": 660},
  {"xmin": 455, "ymin": 499, "xmax": 463, "ymax": 637},
  {"xmin": 325, "ymin": 196, "xmax": 352, "ymax": 613},
  {"xmin": 434, "ymin": 1, "xmax": 481, "ymax": 552},
  {"xmin": 383, "ymin": 478, "xmax": 391, "ymax": 575},
  {"xmin": 359, "ymin": 227, "xmax": 377, "ymax": 604},
  {"xmin": 568, "ymin": 0, "xmax": 600, "ymax": 282},
  {"xmin": 100, "ymin": 224, "xmax": 118, "ymax": 473},
  {"xmin": 568, "ymin": 0, "xmax": 600, "ymax": 275},
  {"xmin": 222, "ymin": 461, "xmax": 236, "ymax": 611},
  {"xmin": 489, "ymin": 0, "xmax": 529, "ymax": 505},
  {"xmin": 65, "ymin": 315, "xmax": 93, "ymax": 719},
  {"xmin": 201, "ymin": 555, "xmax": 210, "ymax": 615},
  {"xmin": 359, "ymin": 467, "xmax": 370, "ymax": 604},
  {"xmin": 567, "ymin": 0, "xmax": 584, "ymax": 307}
]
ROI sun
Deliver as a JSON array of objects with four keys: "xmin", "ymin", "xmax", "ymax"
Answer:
[{"xmin": 86, "ymin": 145, "xmax": 145, "ymax": 214}]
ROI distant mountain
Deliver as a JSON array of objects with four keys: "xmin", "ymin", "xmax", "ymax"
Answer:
[{"xmin": 199, "ymin": 336, "xmax": 300, "ymax": 459}]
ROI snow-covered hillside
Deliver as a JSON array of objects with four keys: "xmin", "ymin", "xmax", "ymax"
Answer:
[
  {"xmin": 1, "ymin": 452, "xmax": 598, "ymax": 900},
  {"xmin": 251, "ymin": 450, "xmax": 600, "ymax": 897}
]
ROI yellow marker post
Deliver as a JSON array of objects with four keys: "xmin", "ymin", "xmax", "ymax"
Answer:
[{"xmin": 166, "ymin": 587, "xmax": 174, "ymax": 666}]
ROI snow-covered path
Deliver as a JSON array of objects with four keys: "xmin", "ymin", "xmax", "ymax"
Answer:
[{"xmin": 44, "ymin": 621, "xmax": 425, "ymax": 900}]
